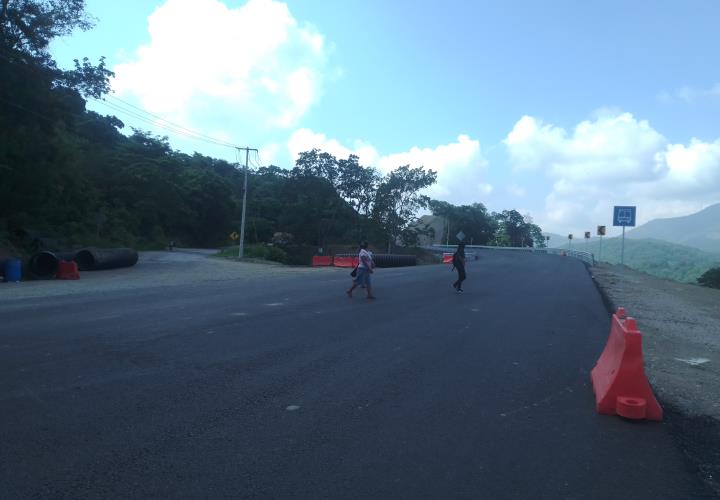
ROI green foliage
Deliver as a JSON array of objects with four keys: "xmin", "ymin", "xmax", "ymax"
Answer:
[
  {"xmin": 429, "ymin": 200, "xmax": 496, "ymax": 245},
  {"xmin": 698, "ymin": 267, "xmax": 720, "ymax": 289},
  {"xmin": 242, "ymin": 244, "xmax": 287, "ymax": 263},
  {"xmin": 373, "ymin": 165, "xmax": 437, "ymax": 250},
  {"xmin": 492, "ymin": 210, "xmax": 542, "ymax": 247},
  {"xmin": 428, "ymin": 203, "xmax": 543, "ymax": 247},
  {"xmin": 584, "ymin": 237, "xmax": 720, "ymax": 283},
  {"xmin": 2, "ymin": 2, "xmax": 540, "ymax": 262}
]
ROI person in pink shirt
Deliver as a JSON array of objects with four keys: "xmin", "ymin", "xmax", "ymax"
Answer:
[{"xmin": 346, "ymin": 241, "xmax": 376, "ymax": 300}]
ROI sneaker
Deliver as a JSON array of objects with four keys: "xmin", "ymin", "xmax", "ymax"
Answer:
[{"xmin": 456, "ymin": 288, "xmax": 463, "ymax": 293}]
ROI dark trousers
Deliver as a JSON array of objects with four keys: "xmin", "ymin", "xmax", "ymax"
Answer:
[{"xmin": 453, "ymin": 265, "xmax": 466, "ymax": 289}]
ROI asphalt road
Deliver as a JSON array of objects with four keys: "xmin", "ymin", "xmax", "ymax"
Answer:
[{"xmin": 0, "ymin": 252, "xmax": 711, "ymax": 499}]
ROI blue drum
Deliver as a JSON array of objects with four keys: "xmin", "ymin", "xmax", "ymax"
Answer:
[{"xmin": 4, "ymin": 259, "xmax": 21, "ymax": 282}]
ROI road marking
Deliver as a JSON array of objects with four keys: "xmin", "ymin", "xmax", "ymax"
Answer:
[
  {"xmin": 471, "ymin": 308, "xmax": 480, "ymax": 312},
  {"xmin": 230, "ymin": 312, "xmax": 248, "ymax": 316},
  {"xmin": 265, "ymin": 303, "xmax": 283, "ymax": 307},
  {"xmin": 286, "ymin": 405, "xmax": 301, "ymax": 411},
  {"xmin": 675, "ymin": 357, "xmax": 710, "ymax": 366}
]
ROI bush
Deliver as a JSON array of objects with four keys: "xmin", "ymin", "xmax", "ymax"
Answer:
[
  {"xmin": 697, "ymin": 267, "xmax": 720, "ymax": 289},
  {"xmin": 264, "ymin": 245, "xmax": 288, "ymax": 264},
  {"xmin": 243, "ymin": 243, "xmax": 287, "ymax": 263}
]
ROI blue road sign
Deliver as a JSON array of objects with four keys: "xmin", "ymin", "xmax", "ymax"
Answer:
[{"xmin": 613, "ymin": 206, "xmax": 636, "ymax": 227}]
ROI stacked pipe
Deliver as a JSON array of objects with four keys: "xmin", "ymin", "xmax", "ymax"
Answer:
[{"xmin": 28, "ymin": 247, "xmax": 138, "ymax": 278}]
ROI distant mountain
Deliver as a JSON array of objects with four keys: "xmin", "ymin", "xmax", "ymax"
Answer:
[
  {"xmin": 627, "ymin": 203, "xmax": 720, "ymax": 252},
  {"xmin": 584, "ymin": 237, "xmax": 720, "ymax": 283}
]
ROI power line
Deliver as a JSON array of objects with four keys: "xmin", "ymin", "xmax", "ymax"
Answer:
[
  {"xmin": 103, "ymin": 94, "xmax": 240, "ymax": 149},
  {"xmin": 92, "ymin": 98, "xmax": 239, "ymax": 150}
]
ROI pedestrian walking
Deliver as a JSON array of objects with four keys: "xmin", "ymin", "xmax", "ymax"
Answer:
[
  {"xmin": 346, "ymin": 241, "xmax": 376, "ymax": 299},
  {"xmin": 451, "ymin": 242, "xmax": 466, "ymax": 293}
]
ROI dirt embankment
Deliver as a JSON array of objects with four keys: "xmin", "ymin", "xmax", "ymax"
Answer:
[
  {"xmin": 591, "ymin": 264, "xmax": 720, "ymax": 495},
  {"xmin": 591, "ymin": 263, "xmax": 720, "ymax": 420}
]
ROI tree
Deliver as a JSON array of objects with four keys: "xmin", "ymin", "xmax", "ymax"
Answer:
[
  {"xmin": 0, "ymin": 0, "xmax": 113, "ymax": 98},
  {"xmin": 698, "ymin": 267, "xmax": 720, "ymax": 289},
  {"xmin": 492, "ymin": 210, "xmax": 541, "ymax": 247},
  {"xmin": 372, "ymin": 165, "xmax": 437, "ymax": 252},
  {"xmin": 336, "ymin": 154, "xmax": 379, "ymax": 216},
  {"xmin": 293, "ymin": 149, "xmax": 339, "ymax": 186},
  {"xmin": 428, "ymin": 200, "xmax": 496, "ymax": 245}
]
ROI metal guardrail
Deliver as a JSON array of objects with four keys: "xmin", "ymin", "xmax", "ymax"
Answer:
[{"xmin": 424, "ymin": 244, "xmax": 595, "ymax": 266}]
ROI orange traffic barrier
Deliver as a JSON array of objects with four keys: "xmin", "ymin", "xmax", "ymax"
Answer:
[
  {"xmin": 442, "ymin": 253, "xmax": 453, "ymax": 264},
  {"xmin": 333, "ymin": 256, "xmax": 359, "ymax": 268},
  {"xmin": 56, "ymin": 260, "xmax": 80, "ymax": 280},
  {"xmin": 591, "ymin": 307, "xmax": 662, "ymax": 421},
  {"xmin": 312, "ymin": 256, "xmax": 333, "ymax": 266}
]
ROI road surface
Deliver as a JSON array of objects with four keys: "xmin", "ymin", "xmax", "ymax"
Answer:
[{"xmin": 0, "ymin": 252, "xmax": 710, "ymax": 498}]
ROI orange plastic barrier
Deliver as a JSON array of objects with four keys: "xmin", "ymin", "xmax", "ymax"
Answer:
[
  {"xmin": 333, "ymin": 256, "xmax": 359, "ymax": 268},
  {"xmin": 312, "ymin": 256, "xmax": 333, "ymax": 266},
  {"xmin": 443, "ymin": 253, "xmax": 453, "ymax": 264},
  {"xmin": 590, "ymin": 307, "xmax": 662, "ymax": 421},
  {"xmin": 56, "ymin": 260, "xmax": 80, "ymax": 280}
]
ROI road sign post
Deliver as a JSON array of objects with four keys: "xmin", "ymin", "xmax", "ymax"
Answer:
[
  {"xmin": 613, "ymin": 206, "xmax": 636, "ymax": 266},
  {"xmin": 597, "ymin": 225, "xmax": 606, "ymax": 262},
  {"xmin": 568, "ymin": 234, "xmax": 573, "ymax": 250}
]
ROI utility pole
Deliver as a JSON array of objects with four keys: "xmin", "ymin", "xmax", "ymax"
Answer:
[{"xmin": 237, "ymin": 147, "xmax": 258, "ymax": 259}]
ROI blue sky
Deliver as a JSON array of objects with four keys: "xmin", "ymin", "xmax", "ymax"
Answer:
[{"xmin": 51, "ymin": 0, "xmax": 720, "ymax": 237}]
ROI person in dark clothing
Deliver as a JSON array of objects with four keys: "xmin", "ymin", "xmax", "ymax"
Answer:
[{"xmin": 452, "ymin": 242, "xmax": 466, "ymax": 293}]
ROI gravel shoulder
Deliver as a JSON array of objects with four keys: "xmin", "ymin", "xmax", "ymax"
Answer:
[
  {"xmin": 0, "ymin": 250, "xmax": 333, "ymax": 302},
  {"xmin": 591, "ymin": 263, "xmax": 720, "ymax": 495},
  {"xmin": 591, "ymin": 263, "xmax": 720, "ymax": 420}
]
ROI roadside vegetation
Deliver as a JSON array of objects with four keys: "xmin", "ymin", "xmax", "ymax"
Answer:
[
  {"xmin": 572, "ymin": 238, "xmax": 720, "ymax": 283},
  {"xmin": 1, "ymin": 0, "xmax": 543, "ymax": 264},
  {"xmin": 698, "ymin": 267, "xmax": 720, "ymax": 289}
]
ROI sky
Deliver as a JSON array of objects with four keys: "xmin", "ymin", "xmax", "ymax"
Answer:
[{"xmin": 50, "ymin": 0, "xmax": 720, "ymax": 238}]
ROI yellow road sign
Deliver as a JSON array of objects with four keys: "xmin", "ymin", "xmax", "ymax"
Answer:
[{"xmin": 229, "ymin": 231, "xmax": 239, "ymax": 240}]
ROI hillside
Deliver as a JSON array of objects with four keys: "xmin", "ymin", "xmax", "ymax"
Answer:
[
  {"xmin": 544, "ymin": 233, "xmax": 570, "ymax": 248},
  {"xmin": 627, "ymin": 203, "xmax": 720, "ymax": 252},
  {"xmin": 582, "ymin": 237, "xmax": 720, "ymax": 283}
]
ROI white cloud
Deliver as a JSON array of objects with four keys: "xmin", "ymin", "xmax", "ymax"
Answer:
[
  {"xmin": 505, "ymin": 112, "xmax": 720, "ymax": 235},
  {"xmin": 287, "ymin": 129, "xmax": 488, "ymax": 204},
  {"xmin": 287, "ymin": 128, "xmax": 380, "ymax": 165},
  {"xmin": 505, "ymin": 113, "xmax": 666, "ymax": 182},
  {"xmin": 112, "ymin": 0, "xmax": 328, "ymax": 129},
  {"xmin": 657, "ymin": 84, "xmax": 720, "ymax": 104}
]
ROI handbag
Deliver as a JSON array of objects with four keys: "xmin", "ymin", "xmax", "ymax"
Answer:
[{"xmin": 350, "ymin": 266, "xmax": 358, "ymax": 277}]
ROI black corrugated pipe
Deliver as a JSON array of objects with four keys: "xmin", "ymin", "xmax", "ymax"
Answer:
[
  {"xmin": 74, "ymin": 247, "xmax": 139, "ymax": 271},
  {"xmin": 28, "ymin": 251, "xmax": 76, "ymax": 278},
  {"xmin": 368, "ymin": 254, "xmax": 417, "ymax": 268}
]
